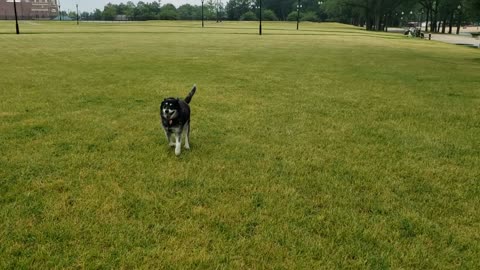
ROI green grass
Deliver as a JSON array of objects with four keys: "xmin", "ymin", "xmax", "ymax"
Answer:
[{"xmin": 1, "ymin": 20, "xmax": 479, "ymax": 269}]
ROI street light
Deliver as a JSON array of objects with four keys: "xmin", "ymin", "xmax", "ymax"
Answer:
[
  {"xmin": 296, "ymin": 0, "xmax": 302, "ymax": 30},
  {"xmin": 201, "ymin": 0, "xmax": 204, "ymax": 28},
  {"xmin": 58, "ymin": 0, "xmax": 62, "ymax": 21},
  {"xmin": 216, "ymin": 0, "xmax": 219, "ymax": 23},
  {"xmin": 318, "ymin": 1, "xmax": 323, "ymax": 22},
  {"xmin": 256, "ymin": 0, "xmax": 262, "ymax": 35},
  {"xmin": 13, "ymin": 0, "xmax": 19, "ymax": 34}
]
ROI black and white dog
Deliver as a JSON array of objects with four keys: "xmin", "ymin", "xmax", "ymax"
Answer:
[{"xmin": 160, "ymin": 85, "xmax": 197, "ymax": 156}]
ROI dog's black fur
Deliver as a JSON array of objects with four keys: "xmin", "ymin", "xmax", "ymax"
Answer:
[{"xmin": 160, "ymin": 85, "xmax": 196, "ymax": 156}]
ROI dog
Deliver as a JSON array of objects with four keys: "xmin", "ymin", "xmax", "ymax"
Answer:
[{"xmin": 160, "ymin": 84, "xmax": 196, "ymax": 156}]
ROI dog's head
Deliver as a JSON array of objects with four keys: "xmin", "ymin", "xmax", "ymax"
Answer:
[{"xmin": 161, "ymin": 98, "xmax": 179, "ymax": 120}]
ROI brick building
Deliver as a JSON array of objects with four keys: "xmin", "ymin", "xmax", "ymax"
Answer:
[{"xmin": 0, "ymin": 0, "xmax": 58, "ymax": 20}]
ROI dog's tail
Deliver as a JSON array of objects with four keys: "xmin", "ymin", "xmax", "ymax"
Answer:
[{"xmin": 185, "ymin": 84, "xmax": 197, "ymax": 104}]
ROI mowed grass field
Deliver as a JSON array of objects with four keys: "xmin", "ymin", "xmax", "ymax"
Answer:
[{"xmin": 1, "ymin": 20, "xmax": 479, "ymax": 268}]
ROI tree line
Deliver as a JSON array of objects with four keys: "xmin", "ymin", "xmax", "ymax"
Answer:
[{"xmin": 77, "ymin": 0, "xmax": 479, "ymax": 32}]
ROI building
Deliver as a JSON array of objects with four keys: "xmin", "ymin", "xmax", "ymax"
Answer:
[{"xmin": 0, "ymin": 0, "xmax": 58, "ymax": 20}]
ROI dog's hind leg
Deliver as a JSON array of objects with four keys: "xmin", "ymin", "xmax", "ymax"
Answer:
[
  {"xmin": 184, "ymin": 121, "xmax": 190, "ymax": 150},
  {"xmin": 174, "ymin": 131, "xmax": 182, "ymax": 156}
]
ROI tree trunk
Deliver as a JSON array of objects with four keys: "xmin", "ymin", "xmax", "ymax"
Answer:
[
  {"xmin": 456, "ymin": 10, "xmax": 461, "ymax": 35},
  {"xmin": 375, "ymin": 15, "xmax": 381, "ymax": 31},
  {"xmin": 384, "ymin": 14, "xmax": 389, "ymax": 32},
  {"xmin": 365, "ymin": 8, "xmax": 372, "ymax": 30},
  {"xmin": 448, "ymin": 12, "xmax": 453, "ymax": 34},
  {"xmin": 441, "ymin": 18, "xmax": 446, "ymax": 33},
  {"xmin": 433, "ymin": 1, "xmax": 440, "ymax": 32}
]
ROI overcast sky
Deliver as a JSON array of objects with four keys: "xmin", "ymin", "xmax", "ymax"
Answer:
[{"xmin": 60, "ymin": 0, "xmax": 200, "ymax": 12}]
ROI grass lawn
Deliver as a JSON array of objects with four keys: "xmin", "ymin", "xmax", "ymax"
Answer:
[{"xmin": 1, "ymin": 20, "xmax": 479, "ymax": 268}]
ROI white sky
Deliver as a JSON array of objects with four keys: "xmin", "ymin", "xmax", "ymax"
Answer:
[{"xmin": 60, "ymin": 0, "xmax": 201, "ymax": 12}]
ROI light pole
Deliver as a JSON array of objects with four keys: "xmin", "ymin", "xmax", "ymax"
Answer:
[
  {"xmin": 318, "ymin": 1, "xmax": 323, "ymax": 22},
  {"xmin": 58, "ymin": 0, "xmax": 61, "ymax": 21},
  {"xmin": 259, "ymin": 0, "xmax": 262, "ymax": 35},
  {"xmin": 76, "ymin": 4, "xmax": 79, "ymax": 25},
  {"xmin": 296, "ymin": 0, "xmax": 302, "ymax": 30},
  {"xmin": 13, "ymin": 0, "xmax": 19, "ymax": 34},
  {"xmin": 456, "ymin": 5, "xmax": 461, "ymax": 35},
  {"xmin": 216, "ymin": 0, "xmax": 219, "ymax": 23},
  {"xmin": 201, "ymin": 0, "xmax": 204, "ymax": 28}
]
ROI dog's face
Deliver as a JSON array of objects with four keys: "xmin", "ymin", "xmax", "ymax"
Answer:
[{"xmin": 161, "ymin": 98, "xmax": 179, "ymax": 120}]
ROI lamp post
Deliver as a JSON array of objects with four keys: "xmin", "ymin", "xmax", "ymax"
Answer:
[
  {"xmin": 76, "ymin": 4, "xmax": 79, "ymax": 25},
  {"xmin": 13, "ymin": 0, "xmax": 19, "ymax": 34},
  {"xmin": 201, "ymin": 0, "xmax": 204, "ymax": 28},
  {"xmin": 216, "ymin": 0, "xmax": 219, "ymax": 23},
  {"xmin": 296, "ymin": 0, "xmax": 302, "ymax": 30},
  {"xmin": 456, "ymin": 5, "xmax": 461, "ymax": 35},
  {"xmin": 318, "ymin": 1, "xmax": 323, "ymax": 22},
  {"xmin": 257, "ymin": 0, "xmax": 262, "ymax": 35},
  {"xmin": 58, "ymin": 0, "xmax": 61, "ymax": 21}
]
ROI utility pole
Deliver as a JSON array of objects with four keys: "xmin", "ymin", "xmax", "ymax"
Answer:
[
  {"xmin": 13, "ymin": 0, "xmax": 19, "ymax": 34},
  {"xmin": 76, "ymin": 4, "xmax": 79, "ymax": 25}
]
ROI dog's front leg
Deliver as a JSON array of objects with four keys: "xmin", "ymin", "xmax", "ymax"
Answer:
[
  {"xmin": 164, "ymin": 130, "xmax": 175, "ymax": 147},
  {"xmin": 174, "ymin": 132, "xmax": 182, "ymax": 156}
]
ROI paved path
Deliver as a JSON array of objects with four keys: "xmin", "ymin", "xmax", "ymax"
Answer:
[
  {"xmin": 388, "ymin": 27, "xmax": 480, "ymax": 48},
  {"xmin": 429, "ymin": 32, "xmax": 480, "ymax": 48}
]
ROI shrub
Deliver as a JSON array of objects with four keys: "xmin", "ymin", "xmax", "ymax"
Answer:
[
  {"xmin": 287, "ymin": 11, "xmax": 301, "ymax": 21},
  {"xmin": 240, "ymin": 11, "xmax": 257, "ymax": 21},
  {"xmin": 301, "ymin": 11, "xmax": 319, "ymax": 22},
  {"xmin": 262, "ymin": 9, "xmax": 278, "ymax": 21}
]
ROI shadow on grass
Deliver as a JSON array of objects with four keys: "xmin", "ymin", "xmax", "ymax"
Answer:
[{"xmin": 0, "ymin": 30, "xmax": 404, "ymax": 40}]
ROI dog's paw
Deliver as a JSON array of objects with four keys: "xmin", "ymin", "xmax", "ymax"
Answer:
[
  {"xmin": 184, "ymin": 144, "xmax": 190, "ymax": 150},
  {"xmin": 175, "ymin": 147, "xmax": 181, "ymax": 156}
]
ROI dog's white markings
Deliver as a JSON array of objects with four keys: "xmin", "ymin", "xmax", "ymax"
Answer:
[
  {"xmin": 184, "ymin": 122, "xmax": 190, "ymax": 149},
  {"xmin": 175, "ymin": 133, "xmax": 181, "ymax": 156}
]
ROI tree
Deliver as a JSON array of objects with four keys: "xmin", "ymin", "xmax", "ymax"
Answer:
[
  {"xmin": 103, "ymin": 3, "xmax": 117, "ymax": 20},
  {"xmin": 125, "ymin": 1, "xmax": 136, "ymax": 20},
  {"xmin": 92, "ymin": 9, "xmax": 102, "ymax": 20},
  {"xmin": 226, "ymin": 0, "xmax": 253, "ymax": 20},
  {"xmin": 263, "ymin": 0, "xmax": 295, "ymax": 20},
  {"xmin": 159, "ymin": 4, "xmax": 178, "ymax": 20},
  {"xmin": 177, "ymin": 4, "xmax": 198, "ymax": 20}
]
